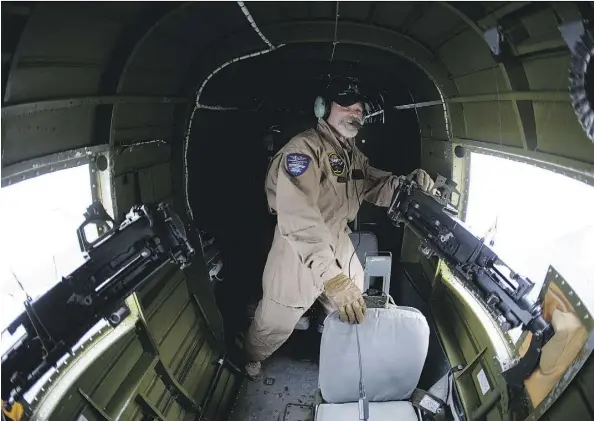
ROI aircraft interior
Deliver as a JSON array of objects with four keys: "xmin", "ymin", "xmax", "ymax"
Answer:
[{"xmin": 1, "ymin": 2, "xmax": 594, "ymax": 421}]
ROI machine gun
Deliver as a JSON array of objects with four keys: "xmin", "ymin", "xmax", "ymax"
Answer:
[
  {"xmin": 1, "ymin": 202, "xmax": 194, "ymax": 408},
  {"xmin": 387, "ymin": 176, "xmax": 555, "ymax": 389}
]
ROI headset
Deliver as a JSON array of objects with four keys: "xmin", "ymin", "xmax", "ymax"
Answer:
[
  {"xmin": 314, "ymin": 94, "xmax": 374, "ymax": 121},
  {"xmin": 313, "ymin": 79, "xmax": 384, "ymax": 123},
  {"xmin": 314, "ymin": 95, "xmax": 331, "ymax": 119}
]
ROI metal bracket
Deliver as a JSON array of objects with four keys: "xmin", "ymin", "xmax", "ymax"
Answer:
[
  {"xmin": 433, "ymin": 174, "xmax": 461, "ymax": 209},
  {"xmin": 454, "ymin": 347, "xmax": 488, "ymax": 380},
  {"xmin": 484, "ymin": 27, "xmax": 503, "ymax": 56},
  {"xmin": 135, "ymin": 319, "xmax": 201, "ymax": 414},
  {"xmin": 363, "ymin": 251, "xmax": 392, "ymax": 294},
  {"xmin": 78, "ymin": 388, "xmax": 113, "ymax": 421},
  {"xmin": 559, "ymin": 20, "xmax": 586, "ymax": 54},
  {"xmin": 136, "ymin": 392, "xmax": 166, "ymax": 421},
  {"xmin": 198, "ymin": 357, "xmax": 226, "ymax": 421}
]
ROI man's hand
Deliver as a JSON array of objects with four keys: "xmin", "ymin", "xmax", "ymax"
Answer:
[
  {"xmin": 323, "ymin": 273, "xmax": 367, "ymax": 323},
  {"xmin": 408, "ymin": 169, "xmax": 435, "ymax": 193}
]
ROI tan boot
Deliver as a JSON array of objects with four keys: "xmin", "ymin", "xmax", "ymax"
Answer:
[{"xmin": 245, "ymin": 361, "xmax": 264, "ymax": 381}]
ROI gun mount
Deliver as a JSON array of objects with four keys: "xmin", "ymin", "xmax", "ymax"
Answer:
[
  {"xmin": 387, "ymin": 177, "xmax": 554, "ymax": 389},
  {"xmin": 1, "ymin": 202, "xmax": 194, "ymax": 408}
]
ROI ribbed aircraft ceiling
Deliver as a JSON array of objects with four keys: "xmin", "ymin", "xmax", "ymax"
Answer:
[{"xmin": 2, "ymin": 2, "xmax": 593, "ymax": 184}]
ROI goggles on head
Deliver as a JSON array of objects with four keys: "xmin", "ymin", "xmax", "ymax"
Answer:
[{"xmin": 314, "ymin": 76, "xmax": 385, "ymax": 123}]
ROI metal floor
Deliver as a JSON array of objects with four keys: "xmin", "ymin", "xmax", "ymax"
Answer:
[
  {"xmin": 227, "ymin": 356, "xmax": 318, "ymax": 421},
  {"xmin": 227, "ymin": 329, "xmax": 321, "ymax": 421}
]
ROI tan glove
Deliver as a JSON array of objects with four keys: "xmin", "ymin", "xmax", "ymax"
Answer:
[
  {"xmin": 408, "ymin": 169, "xmax": 435, "ymax": 193},
  {"xmin": 1, "ymin": 401, "xmax": 24, "ymax": 421},
  {"xmin": 323, "ymin": 273, "xmax": 367, "ymax": 324}
]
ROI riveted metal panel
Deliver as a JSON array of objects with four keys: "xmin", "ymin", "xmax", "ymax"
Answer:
[
  {"xmin": 533, "ymin": 102, "xmax": 594, "ymax": 162},
  {"xmin": 521, "ymin": 8, "xmax": 560, "ymax": 38},
  {"xmin": 91, "ymin": 340, "xmax": 144, "ymax": 410},
  {"xmin": 523, "ymin": 54, "xmax": 571, "ymax": 91},
  {"xmin": 575, "ymin": 358, "xmax": 594, "ymax": 415},
  {"xmin": 433, "ymin": 263, "xmax": 515, "ymax": 421},
  {"xmin": 103, "ymin": 353, "xmax": 157, "ymax": 418},
  {"xmin": 144, "ymin": 377, "xmax": 169, "ymax": 415},
  {"xmin": 138, "ymin": 168, "xmax": 156, "ymax": 204},
  {"xmin": 31, "ymin": 319, "xmax": 130, "ymax": 418},
  {"xmin": 122, "ymin": 35, "xmax": 195, "ymax": 76},
  {"xmin": 113, "ymin": 143, "xmax": 171, "ymax": 174},
  {"xmin": 5, "ymin": 3, "xmax": 124, "ymax": 102},
  {"xmin": 113, "ymin": 103, "xmax": 175, "ymax": 130},
  {"xmin": 121, "ymin": 65, "xmax": 186, "ymax": 95},
  {"xmin": 417, "ymin": 106, "xmax": 451, "ymax": 139},
  {"xmin": 195, "ymin": 361, "xmax": 220, "ymax": 410},
  {"xmin": 217, "ymin": 372, "xmax": 239, "ymax": 420},
  {"xmin": 7, "ymin": 65, "xmax": 104, "ymax": 103},
  {"xmin": 247, "ymin": 1, "xmax": 283, "ymax": 25},
  {"xmin": 112, "ymin": 174, "xmax": 137, "ymax": 219},
  {"xmin": 113, "ymin": 103, "xmax": 175, "ymax": 142},
  {"xmin": 2, "ymin": 107, "xmax": 95, "ymax": 166},
  {"xmin": 421, "ymin": 138, "xmax": 453, "ymax": 179},
  {"xmin": 439, "ymin": 28, "xmax": 496, "ymax": 77},
  {"xmin": 276, "ymin": 1, "xmax": 314, "ymax": 22},
  {"xmin": 366, "ymin": 2, "xmax": 418, "ymax": 29},
  {"xmin": 464, "ymin": 102, "xmax": 523, "ymax": 147},
  {"xmin": 545, "ymin": 387, "xmax": 593, "ymax": 421},
  {"xmin": 206, "ymin": 368, "xmax": 238, "ymax": 421},
  {"xmin": 408, "ymin": 4, "xmax": 465, "ymax": 50},
  {"xmin": 309, "ymin": 1, "xmax": 337, "ymax": 21},
  {"xmin": 156, "ymin": 304, "xmax": 196, "ymax": 366},
  {"xmin": 151, "ymin": 162, "xmax": 173, "ymax": 203},
  {"xmin": 551, "ymin": 2, "xmax": 583, "ymax": 22},
  {"xmin": 139, "ymin": 266, "xmax": 183, "ymax": 315},
  {"xmin": 114, "ymin": 124, "xmax": 177, "ymax": 145},
  {"xmin": 455, "ymin": 66, "xmax": 509, "ymax": 96},
  {"xmin": 146, "ymin": 278, "xmax": 189, "ymax": 341},
  {"xmin": 338, "ymin": 1, "xmax": 370, "ymax": 21},
  {"xmin": 157, "ymin": 3, "xmax": 237, "ymax": 50},
  {"xmin": 111, "ymin": 142, "xmax": 173, "ymax": 218},
  {"xmin": 182, "ymin": 337, "xmax": 217, "ymax": 400}
]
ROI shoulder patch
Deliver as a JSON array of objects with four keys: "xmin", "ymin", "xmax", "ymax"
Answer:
[
  {"xmin": 286, "ymin": 153, "xmax": 311, "ymax": 177},
  {"xmin": 328, "ymin": 153, "xmax": 346, "ymax": 176}
]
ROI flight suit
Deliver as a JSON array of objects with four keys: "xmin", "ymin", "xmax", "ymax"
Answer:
[{"xmin": 244, "ymin": 118, "xmax": 400, "ymax": 362}]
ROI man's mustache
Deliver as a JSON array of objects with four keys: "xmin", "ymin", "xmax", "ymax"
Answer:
[{"xmin": 343, "ymin": 118, "xmax": 363, "ymax": 129}]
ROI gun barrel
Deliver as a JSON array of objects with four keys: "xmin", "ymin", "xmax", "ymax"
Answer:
[{"xmin": 1, "ymin": 203, "xmax": 194, "ymax": 404}]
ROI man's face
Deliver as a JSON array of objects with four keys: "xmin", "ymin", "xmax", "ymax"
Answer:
[{"xmin": 327, "ymin": 101, "xmax": 364, "ymax": 138}]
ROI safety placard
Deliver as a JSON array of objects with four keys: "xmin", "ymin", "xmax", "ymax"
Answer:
[{"xmin": 477, "ymin": 369, "xmax": 491, "ymax": 395}]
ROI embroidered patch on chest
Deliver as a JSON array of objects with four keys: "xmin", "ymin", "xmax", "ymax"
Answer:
[
  {"xmin": 328, "ymin": 153, "xmax": 346, "ymax": 176},
  {"xmin": 286, "ymin": 153, "xmax": 311, "ymax": 176}
]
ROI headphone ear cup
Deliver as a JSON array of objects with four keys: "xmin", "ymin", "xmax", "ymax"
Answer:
[{"xmin": 314, "ymin": 96, "xmax": 328, "ymax": 119}]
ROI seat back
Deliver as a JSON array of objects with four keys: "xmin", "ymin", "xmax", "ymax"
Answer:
[
  {"xmin": 319, "ymin": 307, "xmax": 430, "ymax": 404},
  {"xmin": 349, "ymin": 231, "xmax": 378, "ymax": 267}
]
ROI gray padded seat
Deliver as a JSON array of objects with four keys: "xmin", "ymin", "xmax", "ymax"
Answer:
[
  {"xmin": 316, "ymin": 401, "xmax": 418, "ymax": 420},
  {"xmin": 349, "ymin": 231, "xmax": 378, "ymax": 267},
  {"xmin": 316, "ymin": 307, "xmax": 430, "ymax": 421}
]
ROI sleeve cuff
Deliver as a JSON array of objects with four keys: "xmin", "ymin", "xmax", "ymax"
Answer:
[{"xmin": 316, "ymin": 261, "xmax": 344, "ymax": 284}]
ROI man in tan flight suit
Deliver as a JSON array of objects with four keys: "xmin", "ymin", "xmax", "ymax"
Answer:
[{"xmin": 244, "ymin": 82, "xmax": 434, "ymax": 378}]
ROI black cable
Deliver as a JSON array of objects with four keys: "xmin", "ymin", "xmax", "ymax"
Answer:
[{"xmin": 347, "ymin": 149, "xmax": 364, "ymax": 283}]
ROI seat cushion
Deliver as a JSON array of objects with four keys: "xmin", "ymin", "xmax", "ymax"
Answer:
[
  {"xmin": 319, "ymin": 307, "xmax": 429, "ymax": 403},
  {"xmin": 316, "ymin": 401, "xmax": 418, "ymax": 421}
]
